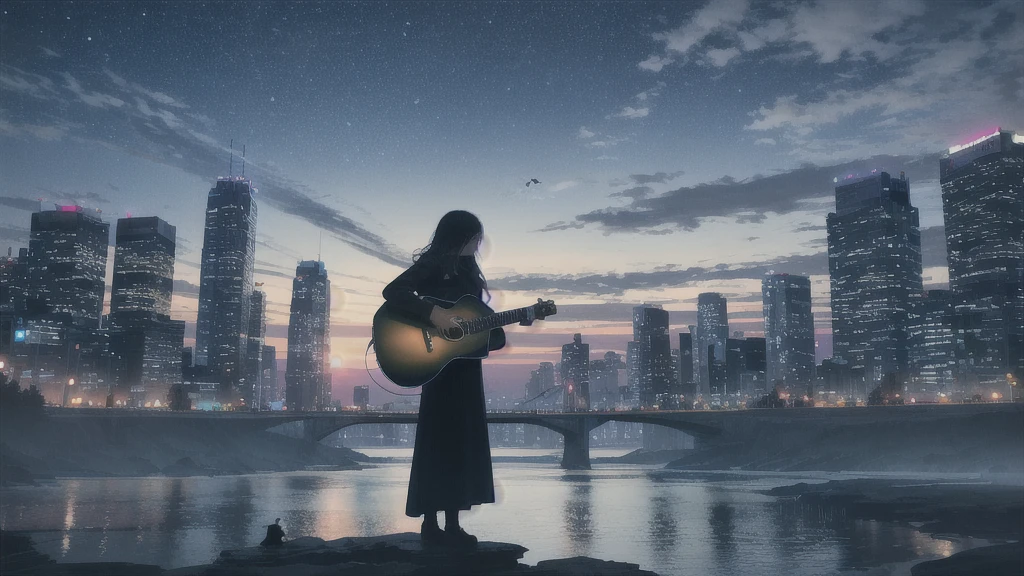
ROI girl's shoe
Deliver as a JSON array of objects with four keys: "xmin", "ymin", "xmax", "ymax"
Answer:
[
  {"xmin": 421, "ymin": 522, "xmax": 445, "ymax": 546},
  {"xmin": 444, "ymin": 526, "xmax": 478, "ymax": 548}
]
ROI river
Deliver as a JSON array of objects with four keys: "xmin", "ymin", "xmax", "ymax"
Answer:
[{"xmin": 0, "ymin": 448, "xmax": 992, "ymax": 575}]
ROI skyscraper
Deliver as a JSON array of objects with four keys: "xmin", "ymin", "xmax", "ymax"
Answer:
[
  {"xmin": 18, "ymin": 206, "xmax": 110, "ymax": 400},
  {"xmin": 195, "ymin": 177, "xmax": 258, "ymax": 400},
  {"xmin": 940, "ymin": 129, "xmax": 1024, "ymax": 389},
  {"xmin": 260, "ymin": 344, "xmax": 278, "ymax": 404},
  {"xmin": 108, "ymin": 216, "xmax": 184, "ymax": 407},
  {"xmin": 110, "ymin": 217, "xmax": 175, "ymax": 319},
  {"xmin": 28, "ymin": 206, "xmax": 109, "ymax": 327},
  {"xmin": 677, "ymin": 332, "xmax": 694, "ymax": 402},
  {"xmin": 561, "ymin": 333, "xmax": 589, "ymax": 411},
  {"xmin": 762, "ymin": 273, "xmax": 816, "ymax": 392},
  {"xmin": 907, "ymin": 290, "xmax": 956, "ymax": 396},
  {"xmin": 827, "ymin": 171, "xmax": 923, "ymax": 384},
  {"xmin": 633, "ymin": 305, "xmax": 672, "ymax": 407},
  {"xmin": 285, "ymin": 260, "xmax": 331, "ymax": 411},
  {"xmin": 245, "ymin": 287, "xmax": 267, "ymax": 408},
  {"xmin": 696, "ymin": 293, "xmax": 728, "ymax": 394},
  {"xmin": 353, "ymin": 385, "xmax": 370, "ymax": 410}
]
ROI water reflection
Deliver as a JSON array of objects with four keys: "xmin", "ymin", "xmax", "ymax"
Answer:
[
  {"xmin": 708, "ymin": 501, "xmax": 736, "ymax": 567},
  {"xmin": 0, "ymin": 467, "xmax": 993, "ymax": 575},
  {"xmin": 561, "ymin": 478, "xmax": 592, "ymax": 557},
  {"xmin": 647, "ymin": 496, "xmax": 678, "ymax": 566}
]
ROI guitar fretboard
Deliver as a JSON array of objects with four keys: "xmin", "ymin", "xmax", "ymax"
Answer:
[{"xmin": 462, "ymin": 307, "xmax": 531, "ymax": 334}]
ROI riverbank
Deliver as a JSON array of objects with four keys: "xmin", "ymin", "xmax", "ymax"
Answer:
[
  {"xmin": 0, "ymin": 415, "xmax": 369, "ymax": 486},
  {"xmin": 666, "ymin": 405, "xmax": 1023, "ymax": 473},
  {"xmin": 764, "ymin": 477, "xmax": 1024, "ymax": 576},
  {"xmin": 0, "ymin": 530, "xmax": 661, "ymax": 575}
]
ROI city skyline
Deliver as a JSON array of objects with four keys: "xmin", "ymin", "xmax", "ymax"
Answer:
[{"xmin": 2, "ymin": 0, "xmax": 1022, "ymax": 401}]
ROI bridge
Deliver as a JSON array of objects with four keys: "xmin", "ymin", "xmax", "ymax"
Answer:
[{"xmin": 45, "ymin": 403, "xmax": 1023, "ymax": 470}]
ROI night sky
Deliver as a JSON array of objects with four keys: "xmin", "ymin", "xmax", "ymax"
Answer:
[{"xmin": 1, "ymin": 0, "xmax": 1021, "ymax": 401}]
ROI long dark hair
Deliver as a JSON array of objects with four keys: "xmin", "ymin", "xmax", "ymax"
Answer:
[{"xmin": 413, "ymin": 210, "xmax": 489, "ymax": 299}]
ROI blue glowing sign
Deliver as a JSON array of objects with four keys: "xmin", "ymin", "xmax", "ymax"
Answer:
[{"xmin": 14, "ymin": 330, "xmax": 26, "ymax": 342}]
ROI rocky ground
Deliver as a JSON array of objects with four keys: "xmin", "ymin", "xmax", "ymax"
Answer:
[
  {"xmin": 764, "ymin": 478, "xmax": 1024, "ymax": 576},
  {"xmin": 0, "ymin": 531, "xmax": 660, "ymax": 576}
]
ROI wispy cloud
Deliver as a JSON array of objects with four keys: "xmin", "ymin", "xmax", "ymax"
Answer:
[
  {"xmin": 541, "ymin": 153, "xmax": 939, "ymax": 233},
  {"xmin": 0, "ymin": 65, "xmax": 411, "ymax": 267}
]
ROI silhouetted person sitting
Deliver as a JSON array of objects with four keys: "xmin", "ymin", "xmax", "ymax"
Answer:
[{"xmin": 260, "ymin": 518, "xmax": 285, "ymax": 547}]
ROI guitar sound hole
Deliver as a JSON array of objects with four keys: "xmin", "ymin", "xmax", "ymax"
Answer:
[{"xmin": 441, "ymin": 325, "xmax": 465, "ymax": 341}]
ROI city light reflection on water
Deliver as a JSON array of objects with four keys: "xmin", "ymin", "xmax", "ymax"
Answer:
[{"xmin": 0, "ymin": 454, "xmax": 992, "ymax": 576}]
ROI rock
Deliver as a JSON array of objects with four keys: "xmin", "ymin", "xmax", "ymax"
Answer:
[
  {"xmin": 911, "ymin": 542, "xmax": 1023, "ymax": 576},
  {"xmin": 2, "ymin": 530, "xmax": 661, "ymax": 576},
  {"xmin": 531, "ymin": 556, "xmax": 661, "ymax": 575}
]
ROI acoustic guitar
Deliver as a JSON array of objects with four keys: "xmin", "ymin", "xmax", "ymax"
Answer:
[{"xmin": 372, "ymin": 295, "xmax": 557, "ymax": 388}]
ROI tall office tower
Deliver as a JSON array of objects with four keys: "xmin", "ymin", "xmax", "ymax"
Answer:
[
  {"xmin": 561, "ymin": 333, "xmax": 590, "ymax": 411},
  {"xmin": 625, "ymin": 340, "xmax": 639, "ymax": 406},
  {"xmin": 677, "ymin": 332, "xmax": 695, "ymax": 402},
  {"xmin": 260, "ymin": 345, "xmax": 277, "ymax": 404},
  {"xmin": 109, "ymin": 217, "xmax": 175, "ymax": 319},
  {"xmin": 907, "ymin": 290, "xmax": 957, "ymax": 396},
  {"xmin": 285, "ymin": 260, "xmax": 331, "ymax": 411},
  {"xmin": 588, "ymin": 351, "xmax": 623, "ymax": 410},
  {"xmin": 762, "ymin": 274, "xmax": 816, "ymax": 392},
  {"xmin": 696, "ymin": 293, "xmax": 729, "ymax": 394},
  {"xmin": 940, "ymin": 129, "xmax": 1024, "ymax": 388},
  {"xmin": 742, "ymin": 337, "xmax": 767, "ymax": 395},
  {"xmin": 108, "ymin": 217, "xmax": 184, "ymax": 407},
  {"xmin": 827, "ymin": 171, "xmax": 923, "ymax": 384},
  {"xmin": 245, "ymin": 287, "xmax": 267, "ymax": 408},
  {"xmin": 195, "ymin": 177, "xmax": 258, "ymax": 399},
  {"xmin": 18, "ymin": 206, "xmax": 110, "ymax": 400},
  {"xmin": 633, "ymin": 304, "xmax": 673, "ymax": 407},
  {"xmin": 0, "ymin": 248, "xmax": 30, "ymax": 361},
  {"xmin": 725, "ymin": 338, "xmax": 744, "ymax": 396},
  {"xmin": 353, "ymin": 385, "xmax": 370, "ymax": 410},
  {"xmin": 28, "ymin": 206, "xmax": 110, "ymax": 327}
]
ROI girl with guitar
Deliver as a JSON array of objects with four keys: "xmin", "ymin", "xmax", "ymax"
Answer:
[{"xmin": 381, "ymin": 210, "xmax": 504, "ymax": 547}]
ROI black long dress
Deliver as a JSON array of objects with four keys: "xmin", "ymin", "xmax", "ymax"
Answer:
[{"xmin": 382, "ymin": 255, "xmax": 504, "ymax": 517}]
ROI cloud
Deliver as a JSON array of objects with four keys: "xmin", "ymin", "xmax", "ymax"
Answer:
[
  {"xmin": 61, "ymin": 72, "xmax": 125, "ymax": 108},
  {"xmin": 705, "ymin": 47, "xmax": 741, "ymax": 67},
  {"xmin": 534, "ymin": 221, "xmax": 586, "ymax": 233},
  {"xmin": 613, "ymin": 106, "xmax": 649, "ymax": 119},
  {"xmin": 638, "ymin": 54, "xmax": 674, "ymax": 72},
  {"xmin": 490, "ymin": 250, "xmax": 828, "ymax": 296},
  {"xmin": 609, "ymin": 186, "xmax": 652, "ymax": 201},
  {"xmin": 0, "ymin": 65, "xmax": 62, "ymax": 100},
  {"xmin": 40, "ymin": 47, "xmax": 60, "ymax": 58},
  {"xmin": 172, "ymin": 279, "xmax": 201, "ymax": 297},
  {"xmin": 549, "ymin": 180, "xmax": 579, "ymax": 192},
  {"xmin": 541, "ymin": 153, "xmax": 940, "ymax": 233},
  {"xmin": 754, "ymin": 138, "xmax": 776, "ymax": 146},
  {"xmin": 787, "ymin": 0, "xmax": 927, "ymax": 63},
  {"xmin": 0, "ymin": 224, "xmax": 29, "ymax": 243},
  {"xmin": 0, "ymin": 196, "xmax": 42, "ymax": 212},
  {"xmin": 620, "ymin": 171, "xmax": 686, "ymax": 186},
  {"xmin": 255, "ymin": 268, "xmax": 294, "ymax": 280},
  {"xmin": 1, "ymin": 66, "xmax": 410, "ymax": 268},
  {"xmin": 650, "ymin": 0, "xmax": 749, "ymax": 61},
  {"xmin": 577, "ymin": 126, "xmax": 595, "ymax": 139}
]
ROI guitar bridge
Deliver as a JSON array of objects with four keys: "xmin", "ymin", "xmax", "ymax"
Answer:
[{"xmin": 422, "ymin": 328, "xmax": 434, "ymax": 353}]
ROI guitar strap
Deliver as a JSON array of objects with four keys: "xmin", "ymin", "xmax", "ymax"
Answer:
[{"xmin": 364, "ymin": 338, "xmax": 421, "ymax": 396}]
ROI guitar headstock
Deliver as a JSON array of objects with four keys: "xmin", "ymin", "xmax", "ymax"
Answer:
[{"xmin": 533, "ymin": 298, "xmax": 557, "ymax": 320}]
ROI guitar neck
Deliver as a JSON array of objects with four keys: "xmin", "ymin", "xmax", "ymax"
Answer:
[{"xmin": 463, "ymin": 307, "xmax": 533, "ymax": 334}]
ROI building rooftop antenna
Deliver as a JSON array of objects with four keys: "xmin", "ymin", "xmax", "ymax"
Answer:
[
  {"xmin": 242, "ymin": 144, "xmax": 246, "ymax": 178},
  {"xmin": 229, "ymin": 138, "xmax": 234, "ymax": 177},
  {"xmin": 317, "ymin": 230, "xmax": 322, "ymax": 262}
]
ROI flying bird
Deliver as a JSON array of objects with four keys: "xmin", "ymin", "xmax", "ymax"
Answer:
[{"xmin": 525, "ymin": 178, "xmax": 541, "ymax": 187}]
